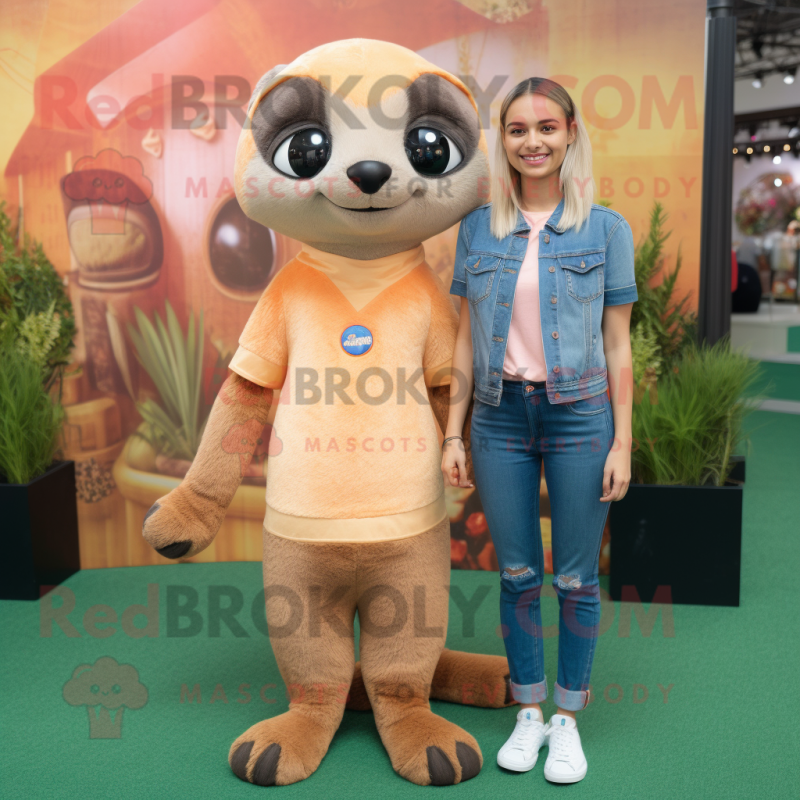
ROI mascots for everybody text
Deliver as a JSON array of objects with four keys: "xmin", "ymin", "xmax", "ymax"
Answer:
[{"xmin": 142, "ymin": 38, "xmax": 513, "ymax": 787}]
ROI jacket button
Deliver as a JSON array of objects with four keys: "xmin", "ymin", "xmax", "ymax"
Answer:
[
  {"xmin": 551, "ymin": 296, "xmax": 557, "ymax": 304},
  {"xmin": 525, "ymin": 385, "xmax": 534, "ymax": 393},
  {"xmin": 553, "ymin": 365, "xmax": 560, "ymax": 373},
  {"xmin": 554, "ymin": 392, "xmax": 561, "ymax": 399},
  {"xmin": 493, "ymin": 336, "xmax": 503, "ymax": 341},
  {"xmin": 552, "ymin": 331, "xmax": 559, "ymax": 339},
  {"xmin": 580, "ymin": 260, "xmax": 585, "ymax": 268},
  {"xmin": 548, "ymin": 266, "xmax": 555, "ymax": 273},
  {"xmin": 544, "ymin": 234, "xmax": 550, "ymax": 243}
]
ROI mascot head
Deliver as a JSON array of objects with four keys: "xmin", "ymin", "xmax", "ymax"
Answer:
[{"xmin": 234, "ymin": 38, "xmax": 490, "ymax": 259}]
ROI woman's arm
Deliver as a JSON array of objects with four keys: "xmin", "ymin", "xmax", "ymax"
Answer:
[
  {"xmin": 441, "ymin": 296, "xmax": 475, "ymax": 488},
  {"xmin": 600, "ymin": 302, "xmax": 634, "ymax": 502}
]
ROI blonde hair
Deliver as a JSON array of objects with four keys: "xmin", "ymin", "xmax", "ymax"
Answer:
[{"xmin": 490, "ymin": 78, "xmax": 594, "ymax": 240}]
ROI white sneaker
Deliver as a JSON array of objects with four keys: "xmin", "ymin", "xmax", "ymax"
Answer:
[
  {"xmin": 496, "ymin": 707, "xmax": 547, "ymax": 772},
  {"xmin": 543, "ymin": 714, "xmax": 588, "ymax": 783}
]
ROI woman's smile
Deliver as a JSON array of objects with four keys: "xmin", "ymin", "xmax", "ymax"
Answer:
[{"xmin": 521, "ymin": 153, "xmax": 550, "ymax": 165}]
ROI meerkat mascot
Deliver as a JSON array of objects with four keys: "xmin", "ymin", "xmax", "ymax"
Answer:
[{"xmin": 142, "ymin": 38, "xmax": 514, "ymax": 787}]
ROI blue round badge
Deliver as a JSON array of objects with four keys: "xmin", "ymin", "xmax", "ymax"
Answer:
[{"xmin": 340, "ymin": 324, "xmax": 373, "ymax": 356}]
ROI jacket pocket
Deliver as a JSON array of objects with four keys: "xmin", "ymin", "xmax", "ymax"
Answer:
[
  {"xmin": 464, "ymin": 254, "xmax": 500, "ymax": 304},
  {"xmin": 558, "ymin": 250, "xmax": 605, "ymax": 302}
]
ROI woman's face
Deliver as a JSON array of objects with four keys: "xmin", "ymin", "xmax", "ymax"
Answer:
[{"xmin": 502, "ymin": 94, "xmax": 577, "ymax": 184}]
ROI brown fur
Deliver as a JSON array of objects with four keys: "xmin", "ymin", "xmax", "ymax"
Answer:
[
  {"xmin": 228, "ymin": 516, "xmax": 484, "ymax": 786},
  {"xmin": 142, "ymin": 373, "xmax": 274, "ymax": 557},
  {"xmin": 142, "ymin": 38, "xmax": 509, "ymax": 788},
  {"xmin": 143, "ymin": 372, "xmax": 510, "ymax": 786}
]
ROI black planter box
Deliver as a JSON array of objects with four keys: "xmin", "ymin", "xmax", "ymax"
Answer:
[
  {"xmin": 609, "ymin": 457, "xmax": 744, "ymax": 607},
  {"xmin": 0, "ymin": 460, "xmax": 81, "ymax": 600}
]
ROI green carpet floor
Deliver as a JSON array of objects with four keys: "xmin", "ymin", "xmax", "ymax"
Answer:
[
  {"xmin": 747, "ymin": 359, "xmax": 800, "ymax": 402},
  {"xmin": 2, "ymin": 407, "xmax": 799, "ymax": 798}
]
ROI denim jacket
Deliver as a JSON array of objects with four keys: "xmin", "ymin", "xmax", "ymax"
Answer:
[{"xmin": 450, "ymin": 196, "xmax": 638, "ymax": 405}]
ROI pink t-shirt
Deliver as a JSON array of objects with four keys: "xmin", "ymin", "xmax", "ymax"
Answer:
[{"xmin": 502, "ymin": 208, "xmax": 554, "ymax": 382}]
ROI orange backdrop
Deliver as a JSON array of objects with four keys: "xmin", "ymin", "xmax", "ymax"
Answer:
[{"xmin": 0, "ymin": 0, "xmax": 706, "ymax": 571}]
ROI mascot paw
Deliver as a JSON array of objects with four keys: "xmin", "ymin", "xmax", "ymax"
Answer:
[
  {"xmin": 229, "ymin": 710, "xmax": 334, "ymax": 786},
  {"xmin": 142, "ymin": 486, "xmax": 222, "ymax": 559},
  {"xmin": 382, "ymin": 707, "xmax": 482, "ymax": 785}
]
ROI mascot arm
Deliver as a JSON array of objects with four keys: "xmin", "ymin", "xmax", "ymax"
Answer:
[
  {"xmin": 141, "ymin": 372, "xmax": 277, "ymax": 560},
  {"xmin": 142, "ymin": 278, "xmax": 288, "ymax": 560}
]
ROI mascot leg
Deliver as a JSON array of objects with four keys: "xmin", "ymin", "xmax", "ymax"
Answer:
[
  {"xmin": 229, "ymin": 529, "xmax": 357, "ymax": 786},
  {"xmin": 357, "ymin": 515, "xmax": 483, "ymax": 785}
]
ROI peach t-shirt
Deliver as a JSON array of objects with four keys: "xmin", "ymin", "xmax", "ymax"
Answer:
[
  {"xmin": 226, "ymin": 244, "xmax": 459, "ymax": 543},
  {"xmin": 502, "ymin": 209, "xmax": 553, "ymax": 382}
]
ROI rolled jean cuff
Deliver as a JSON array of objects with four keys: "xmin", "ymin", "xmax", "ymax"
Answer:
[
  {"xmin": 554, "ymin": 681, "xmax": 590, "ymax": 711},
  {"xmin": 510, "ymin": 677, "xmax": 548, "ymax": 705}
]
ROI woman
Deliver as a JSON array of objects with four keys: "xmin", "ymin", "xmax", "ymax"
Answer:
[{"xmin": 441, "ymin": 78, "xmax": 637, "ymax": 784}]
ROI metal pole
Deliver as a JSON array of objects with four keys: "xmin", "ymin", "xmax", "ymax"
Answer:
[{"xmin": 698, "ymin": 0, "xmax": 736, "ymax": 344}]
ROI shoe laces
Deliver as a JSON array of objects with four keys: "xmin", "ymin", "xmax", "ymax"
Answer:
[
  {"xmin": 548, "ymin": 724, "xmax": 577, "ymax": 760},
  {"xmin": 510, "ymin": 717, "xmax": 544, "ymax": 750}
]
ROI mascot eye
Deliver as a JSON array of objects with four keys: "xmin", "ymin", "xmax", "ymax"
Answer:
[
  {"xmin": 404, "ymin": 127, "xmax": 462, "ymax": 176},
  {"xmin": 273, "ymin": 128, "xmax": 331, "ymax": 179}
]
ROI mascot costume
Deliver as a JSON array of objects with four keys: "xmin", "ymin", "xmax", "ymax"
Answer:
[{"xmin": 142, "ymin": 38, "xmax": 514, "ymax": 787}]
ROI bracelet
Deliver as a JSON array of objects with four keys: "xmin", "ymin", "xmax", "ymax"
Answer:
[{"xmin": 442, "ymin": 435, "xmax": 463, "ymax": 449}]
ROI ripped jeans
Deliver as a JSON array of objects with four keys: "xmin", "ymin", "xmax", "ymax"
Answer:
[{"xmin": 469, "ymin": 379, "xmax": 614, "ymax": 711}]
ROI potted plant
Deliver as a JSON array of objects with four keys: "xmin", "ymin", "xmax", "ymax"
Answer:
[
  {"xmin": 111, "ymin": 299, "xmax": 270, "ymax": 565},
  {"xmin": 0, "ymin": 202, "xmax": 80, "ymax": 600},
  {"xmin": 609, "ymin": 202, "xmax": 759, "ymax": 607}
]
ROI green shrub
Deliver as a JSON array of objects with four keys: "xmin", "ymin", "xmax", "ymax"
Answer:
[
  {"xmin": 630, "ymin": 201, "xmax": 696, "ymax": 372},
  {"xmin": 630, "ymin": 319, "xmax": 662, "ymax": 387},
  {"xmin": 0, "ymin": 331, "xmax": 66, "ymax": 484},
  {"xmin": 0, "ymin": 200, "xmax": 76, "ymax": 397},
  {"xmin": 632, "ymin": 339, "xmax": 760, "ymax": 486}
]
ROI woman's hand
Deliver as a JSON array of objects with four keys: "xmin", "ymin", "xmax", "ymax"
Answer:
[
  {"xmin": 601, "ymin": 446, "xmax": 631, "ymax": 502},
  {"xmin": 441, "ymin": 437, "xmax": 474, "ymax": 488}
]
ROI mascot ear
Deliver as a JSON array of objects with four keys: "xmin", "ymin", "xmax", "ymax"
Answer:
[{"xmin": 247, "ymin": 65, "xmax": 289, "ymax": 116}]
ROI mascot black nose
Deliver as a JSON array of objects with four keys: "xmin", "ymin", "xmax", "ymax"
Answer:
[{"xmin": 346, "ymin": 161, "xmax": 392, "ymax": 195}]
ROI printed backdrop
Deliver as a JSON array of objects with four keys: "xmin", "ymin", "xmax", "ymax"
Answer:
[{"xmin": 0, "ymin": 0, "xmax": 706, "ymax": 571}]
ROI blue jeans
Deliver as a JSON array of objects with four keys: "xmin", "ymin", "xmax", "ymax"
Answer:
[{"xmin": 469, "ymin": 379, "xmax": 614, "ymax": 711}]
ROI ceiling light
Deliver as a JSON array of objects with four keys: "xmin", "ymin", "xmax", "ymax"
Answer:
[
  {"xmin": 784, "ymin": 69, "xmax": 797, "ymax": 85},
  {"xmin": 764, "ymin": 145, "xmax": 771, "ymax": 152},
  {"xmin": 746, "ymin": 146, "xmax": 753, "ymax": 154},
  {"xmin": 752, "ymin": 72, "xmax": 763, "ymax": 89},
  {"xmin": 773, "ymin": 155, "xmax": 781, "ymax": 164},
  {"xmin": 774, "ymin": 178, "xmax": 782, "ymax": 187}
]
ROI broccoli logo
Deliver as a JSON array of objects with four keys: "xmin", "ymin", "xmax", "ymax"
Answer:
[{"xmin": 63, "ymin": 657, "xmax": 148, "ymax": 739}]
